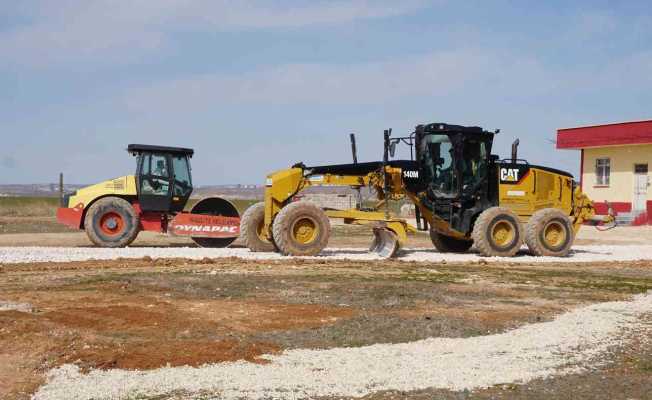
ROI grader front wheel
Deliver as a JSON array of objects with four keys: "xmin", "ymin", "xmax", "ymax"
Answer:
[
  {"xmin": 241, "ymin": 202, "xmax": 277, "ymax": 252},
  {"xmin": 272, "ymin": 202, "xmax": 331, "ymax": 256}
]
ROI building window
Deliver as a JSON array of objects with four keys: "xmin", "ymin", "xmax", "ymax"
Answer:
[{"xmin": 595, "ymin": 158, "xmax": 610, "ymax": 186}]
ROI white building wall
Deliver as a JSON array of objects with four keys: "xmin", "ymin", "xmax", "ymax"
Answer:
[{"xmin": 582, "ymin": 144, "xmax": 652, "ymax": 208}]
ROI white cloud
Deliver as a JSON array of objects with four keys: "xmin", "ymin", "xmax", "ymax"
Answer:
[
  {"xmin": 124, "ymin": 48, "xmax": 558, "ymax": 113},
  {"xmin": 1, "ymin": 155, "xmax": 18, "ymax": 169},
  {"xmin": 0, "ymin": 0, "xmax": 427, "ymax": 67},
  {"xmin": 570, "ymin": 11, "xmax": 619, "ymax": 41}
]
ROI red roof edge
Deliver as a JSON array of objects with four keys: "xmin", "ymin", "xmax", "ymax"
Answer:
[{"xmin": 557, "ymin": 119, "xmax": 652, "ymax": 149}]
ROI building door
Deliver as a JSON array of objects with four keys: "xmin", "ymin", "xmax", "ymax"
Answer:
[{"xmin": 633, "ymin": 164, "xmax": 648, "ymax": 212}]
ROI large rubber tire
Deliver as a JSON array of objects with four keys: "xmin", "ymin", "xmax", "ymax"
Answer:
[
  {"xmin": 272, "ymin": 202, "xmax": 331, "ymax": 256},
  {"xmin": 430, "ymin": 230, "xmax": 473, "ymax": 253},
  {"xmin": 525, "ymin": 208, "xmax": 574, "ymax": 257},
  {"xmin": 240, "ymin": 202, "xmax": 276, "ymax": 252},
  {"xmin": 472, "ymin": 207, "xmax": 523, "ymax": 257},
  {"xmin": 84, "ymin": 197, "xmax": 140, "ymax": 248},
  {"xmin": 190, "ymin": 197, "xmax": 239, "ymax": 248}
]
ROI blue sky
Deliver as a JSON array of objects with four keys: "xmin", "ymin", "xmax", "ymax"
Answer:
[{"xmin": 1, "ymin": 0, "xmax": 651, "ymax": 184}]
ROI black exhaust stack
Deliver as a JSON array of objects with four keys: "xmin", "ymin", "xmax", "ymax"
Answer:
[
  {"xmin": 350, "ymin": 133, "xmax": 358, "ymax": 164},
  {"xmin": 511, "ymin": 139, "xmax": 520, "ymax": 163},
  {"xmin": 350, "ymin": 133, "xmax": 363, "ymax": 209}
]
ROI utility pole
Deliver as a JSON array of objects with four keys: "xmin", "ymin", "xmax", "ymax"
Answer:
[{"xmin": 59, "ymin": 173, "xmax": 64, "ymax": 206}]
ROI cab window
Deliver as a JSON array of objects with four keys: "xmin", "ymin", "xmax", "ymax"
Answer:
[
  {"xmin": 140, "ymin": 153, "xmax": 170, "ymax": 196},
  {"xmin": 172, "ymin": 155, "xmax": 192, "ymax": 197},
  {"xmin": 461, "ymin": 140, "xmax": 487, "ymax": 193},
  {"xmin": 420, "ymin": 134, "xmax": 457, "ymax": 196}
]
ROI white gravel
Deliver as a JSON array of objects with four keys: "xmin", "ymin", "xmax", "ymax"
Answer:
[
  {"xmin": 32, "ymin": 292, "xmax": 652, "ymax": 400},
  {"xmin": 2, "ymin": 244, "xmax": 652, "ymax": 265},
  {"xmin": 0, "ymin": 300, "xmax": 33, "ymax": 312}
]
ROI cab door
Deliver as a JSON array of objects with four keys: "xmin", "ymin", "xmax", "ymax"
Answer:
[
  {"xmin": 170, "ymin": 154, "xmax": 193, "ymax": 212},
  {"xmin": 634, "ymin": 164, "xmax": 649, "ymax": 212},
  {"xmin": 137, "ymin": 152, "xmax": 173, "ymax": 212}
]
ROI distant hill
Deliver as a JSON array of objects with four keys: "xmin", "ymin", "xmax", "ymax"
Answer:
[
  {"xmin": 0, "ymin": 184, "xmax": 372, "ymax": 199},
  {"xmin": 0, "ymin": 183, "xmax": 86, "ymax": 197}
]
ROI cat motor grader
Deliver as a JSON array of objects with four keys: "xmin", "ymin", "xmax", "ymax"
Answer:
[
  {"xmin": 241, "ymin": 122, "xmax": 614, "ymax": 258},
  {"xmin": 57, "ymin": 144, "xmax": 240, "ymax": 247}
]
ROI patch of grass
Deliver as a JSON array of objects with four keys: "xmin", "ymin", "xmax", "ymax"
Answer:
[
  {"xmin": 253, "ymin": 312, "xmax": 496, "ymax": 350},
  {"xmin": 488, "ymin": 267, "xmax": 652, "ymax": 294},
  {"xmin": 52, "ymin": 271, "xmax": 144, "ymax": 290},
  {"xmin": 0, "ymin": 196, "xmax": 60, "ymax": 217},
  {"xmin": 561, "ymin": 279, "xmax": 652, "ymax": 294},
  {"xmin": 639, "ymin": 360, "xmax": 652, "ymax": 372},
  {"xmin": 399, "ymin": 271, "xmax": 464, "ymax": 284}
]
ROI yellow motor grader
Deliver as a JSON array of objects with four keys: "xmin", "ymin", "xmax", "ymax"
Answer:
[{"xmin": 242, "ymin": 122, "xmax": 614, "ymax": 258}]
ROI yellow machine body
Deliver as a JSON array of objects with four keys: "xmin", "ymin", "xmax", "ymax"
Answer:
[
  {"xmin": 498, "ymin": 167, "xmax": 575, "ymax": 224},
  {"xmin": 65, "ymin": 175, "xmax": 138, "ymax": 210}
]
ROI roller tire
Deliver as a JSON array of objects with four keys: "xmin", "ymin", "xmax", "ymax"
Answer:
[
  {"xmin": 191, "ymin": 197, "xmax": 239, "ymax": 248},
  {"xmin": 84, "ymin": 197, "xmax": 140, "ymax": 248},
  {"xmin": 240, "ymin": 202, "xmax": 276, "ymax": 252},
  {"xmin": 192, "ymin": 237, "xmax": 236, "ymax": 248},
  {"xmin": 525, "ymin": 208, "xmax": 574, "ymax": 257},
  {"xmin": 272, "ymin": 202, "xmax": 331, "ymax": 256},
  {"xmin": 429, "ymin": 230, "xmax": 473, "ymax": 253},
  {"xmin": 472, "ymin": 207, "xmax": 523, "ymax": 257}
]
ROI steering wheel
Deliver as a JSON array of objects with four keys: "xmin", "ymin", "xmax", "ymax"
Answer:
[{"xmin": 144, "ymin": 176, "xmax": 161, "ymax": 191}]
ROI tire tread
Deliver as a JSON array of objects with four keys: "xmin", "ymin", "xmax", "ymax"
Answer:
[
  {"xmin": 272, "ymin": 202, "xmax": 330, "ymax": 256},
  {"xmin": 471, "ymin": 207, "xmax": 522, "ymax": 257},
  {"xmin": 525, "ymin": 208, "xmax": 574, "ymax": 257},
  {"xmin": 84, "ymin": 197, "xmax": 140, "ymax": 248},
  {"xmin": 240, "ymin": 202, "xmax": 276, "ymax": 252}
]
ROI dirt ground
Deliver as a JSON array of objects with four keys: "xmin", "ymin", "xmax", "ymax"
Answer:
[
  {"xmin": 2, "ymin": 254, "xmax": 652, "ymax": 399},
  {"xmin": 1, "ymin": 217, "xmax": 652, "ymax": 399}
]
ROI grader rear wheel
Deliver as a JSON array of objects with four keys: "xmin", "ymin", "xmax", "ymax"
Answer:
[
  {"xmin": 472, "ymin": 207, "xmax": 523, "ymax": 257},
  {"xmin": 525, "ymin": 208, "xmax": 574, "ymax": 257},
  {"xmin": 272, "ymin": 202, "xmax": 331, "ymax": 256},
  {"xmin": 241, "ymin": 202, "xmax": 276, "ymax": 252},
  {"xmin": 84, "ymin": 197, "xmax": 140, "ymax": 248},
  {"xmin": 429, "ymin": 230, "xmax": 473, "ymax": 253}
]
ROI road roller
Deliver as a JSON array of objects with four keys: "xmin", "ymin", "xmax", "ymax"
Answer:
[{"xmin": 56, "ymin": 144, "xmax": 240, "ymax": 248}]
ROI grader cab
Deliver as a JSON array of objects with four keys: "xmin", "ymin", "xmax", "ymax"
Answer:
[{"xmin": 242, "ymin": 122, "xmax": 613, "ymax": 258}]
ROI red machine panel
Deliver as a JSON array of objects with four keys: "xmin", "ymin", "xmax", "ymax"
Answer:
[{"xmin": 168, "ymin": 213, "xmax": 240, "ymax": 238}]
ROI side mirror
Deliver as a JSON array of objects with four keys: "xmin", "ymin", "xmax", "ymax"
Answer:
[{"xmin": 389, "ymin": 142, "xmax": 397, "ymax": 158}]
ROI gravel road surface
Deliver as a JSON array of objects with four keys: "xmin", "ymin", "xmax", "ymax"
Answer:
[
  {"xmin": 32, "ymin": 292, "xmax": 652, "ymax": 400},
  {"xmin": 2, "ymin": 245, "xmax": 652, "ymax": 264}
]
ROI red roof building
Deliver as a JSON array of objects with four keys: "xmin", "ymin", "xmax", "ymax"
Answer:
[{"xmin": 557, "ymin": 120, "xmax": 652, "ymax": 225}]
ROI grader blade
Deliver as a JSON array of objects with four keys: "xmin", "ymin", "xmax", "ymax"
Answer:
[{"xmin": 370, "ymin": 227, "xmax": 400, "ymax": 258}]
